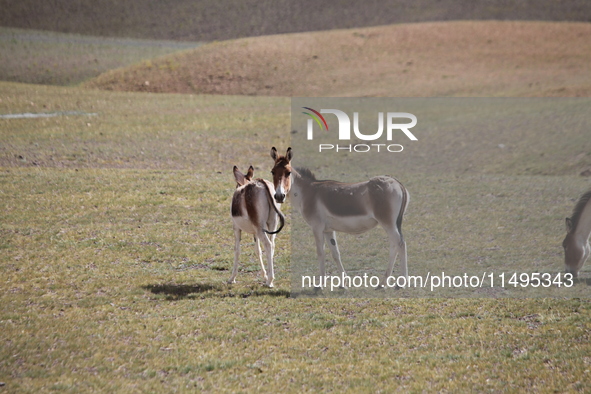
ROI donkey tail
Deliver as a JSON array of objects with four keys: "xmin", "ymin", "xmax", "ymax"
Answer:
[
  {"xmin": 260, "ymin": 179, "xmax": 285, "ymax": 235},
  {"xmin": 396, "ymin": 181, "xmax": 409, "ymax": 240}
]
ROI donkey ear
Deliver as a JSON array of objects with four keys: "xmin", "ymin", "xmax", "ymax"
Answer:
[
  {"xmin": 246, "ymin": 165, "xmax": 254, "ymax": 181},
  {"xmin": 270, "ymin": 147, "xmax": 278, "ymax": 160},
  {"xmin": 565, "ymin": 217, "xmax": 573, "ymax": 233},
  {"xmin": 233, "ymin": 166, "xmax": 247, "ymax": 186},
  {"xmin": 286, "ymin": 147, "xmax": 293, "ymax": 161}
]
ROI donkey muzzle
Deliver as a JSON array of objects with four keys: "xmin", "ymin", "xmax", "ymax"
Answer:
[{"xmin": 274, "ymin": 192, "xmax": 286, "ymax": 204}]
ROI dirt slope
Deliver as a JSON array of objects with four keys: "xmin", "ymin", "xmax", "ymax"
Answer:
[{"xmin": 84, "ymin": 21, "xmax": 591, "ymax": 97}]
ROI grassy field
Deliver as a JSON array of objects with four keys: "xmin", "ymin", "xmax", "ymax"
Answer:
[
  {"xmin": 1, "ymin": 81, "xmax": 591, "ymax": 391},
  {"xmin": 84, "ymin": 21, "xmax": 591, "ymax": 97},
  {"xmin": 0, "ymin": 27, "xmax": 201, "ymax": 86}
]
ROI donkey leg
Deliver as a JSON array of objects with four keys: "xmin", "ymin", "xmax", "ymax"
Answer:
[
  {"xmin": 254, "ymin": 235, "xmax": 269, "ymax": 283},
  {"xmin": 266, "ymin": 211, "xmax": 278, "ymax": 249},
  {"xmin": 324, "ymin": 231, "xmax": 347, "ymax": 276},
  {"xmin": 313, "ymin": 228, "xmax": 327, "ymax": 279},
  {"xmin": 260, "ymin": 232, "xmax": 275, "ymax": 287},
  {"xmin": 229, "ymin": 228, "xmax": 241, "ymax": 284},
  {"xmin": 381, "ymin": 227, "xmax": 402, "ymax": 287},
  {"xmin": 266, "ymin": 211, "xmax": 279, "ymax": 286},
  {"xmin": 573, "ymin": 240, "xmax": 591, "ymax": 277},
  {"xmin": 399, "ymin": 235, "xmax": 408, "ymax": 280}
]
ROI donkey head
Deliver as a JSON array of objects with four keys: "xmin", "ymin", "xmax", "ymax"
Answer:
[{"xmin": 270, "ymin": 147, "xmax": 293, "ymax": 204}]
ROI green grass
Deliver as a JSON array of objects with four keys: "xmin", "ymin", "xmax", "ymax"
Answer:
[
  {"xmin": 1, "ymin": 82, "xmax": 591, "ymax": 391},
  {"xmin": 0, "ymin": 27, "xmax": 201, "ymax": 86}
]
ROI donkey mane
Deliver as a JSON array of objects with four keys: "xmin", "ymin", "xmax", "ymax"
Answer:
[
  {"xmin": 570, "ymin": 188, "xmax": 591, "ymax": 231},
  {"xmin": 295, "ymin": 167, "xmax": 317, "ymax": 181}
]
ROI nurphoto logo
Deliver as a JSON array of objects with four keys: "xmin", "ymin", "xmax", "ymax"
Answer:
[{"xmin": 302, "ymin": 107, "xmax": 418, "ymax": 153}]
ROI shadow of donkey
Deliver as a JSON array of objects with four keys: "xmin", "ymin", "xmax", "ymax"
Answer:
[{"xmin": 142, "ymin": 283, "xmax": 290, "ymax": 300}]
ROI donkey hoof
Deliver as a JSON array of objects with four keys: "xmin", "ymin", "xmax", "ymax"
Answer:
[{"xmin": 227, "ymin": 279, "xmax": 236, "ymax": 284}]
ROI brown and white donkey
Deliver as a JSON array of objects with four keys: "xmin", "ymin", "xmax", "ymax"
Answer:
[{"xmin": 230, "ymin": 165, "xmax": 285, "ymax": 287}]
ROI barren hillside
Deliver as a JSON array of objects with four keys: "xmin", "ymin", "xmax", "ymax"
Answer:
[{"xmin": 84, "ymin": 21, "xmax": 591, "ymax": 97}]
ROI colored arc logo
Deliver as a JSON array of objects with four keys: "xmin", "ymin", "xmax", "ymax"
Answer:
[{"xmin": 302, "ymin": 107, "xmax": 329, "ymax": 131}]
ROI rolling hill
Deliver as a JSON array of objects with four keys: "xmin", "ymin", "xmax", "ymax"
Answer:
[{"xmin": 84, "ymin": 21, "xmax": 591, "ymax": 97}]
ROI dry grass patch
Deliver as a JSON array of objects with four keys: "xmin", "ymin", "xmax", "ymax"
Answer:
[
  {"xmin": 1, "ymin": 167, "xmax": 591, "ymax": 392},
  {"xmin": 85, "ymin": 21, "xmax": 591, "ymax": 97},
  {"xmin": 2, "ymin": 83, "xmax": 591, "ymax": 391}
]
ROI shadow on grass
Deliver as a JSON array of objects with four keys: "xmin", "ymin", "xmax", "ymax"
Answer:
[
  {"xmin": 143, "ymin": 283, "xmax": 290, "ymax": 300},
  {"xmin": 574, "ymin": 277, "xmax": 591, "ymax": 286}
]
